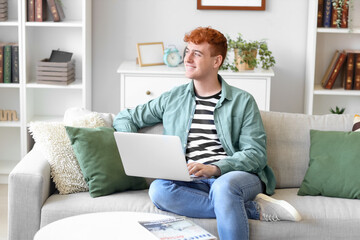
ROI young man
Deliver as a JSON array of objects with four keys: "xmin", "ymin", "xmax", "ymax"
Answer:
[{"xmin": 113, "ymin": 27, "xmax": 301, "ymax": 239}]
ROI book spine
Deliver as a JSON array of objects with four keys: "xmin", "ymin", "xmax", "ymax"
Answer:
[
  {"xmin": 321, "ymin": 50, "xmax": 340, "ymax": 87},
  {"xmin": 0, "ymin": 45, "xmax": 3, "ymax": 83},
  {"xmin": 323, "ymin": 0, "xmax": 332, "ymax": 28},
  {"xmin": 344, "ymin": 52, "xmax": 354, "ymax": 90},
  {"xmin": 354, "ymin": 54, "xmax": 360, "ymax": 90},
  {"xmin": 35, "ymin": 0, "xmax": 47, "ymax": 22},
  {"xmin": 3, "ymin": 45, "xmax": 11, "ymax": 83},
  {"xmin": 341, "ymin": 0, "xmax": 349, "ymax": 28},
  {"xmin": 317, "ymin": 0, "xmax": 324, "ymax": 27},
  {"xmin": 11, "ymin": 45, "xmax": 19, "ymax": 83},
  {"xmin": 325, "ymin": 51, "xmax": 347, "ymax": 89},
  {"xmin": 47, "ymin": 0, "xmax": 59, "ymax": 22},
  {"xmin": 28, "ymin": 0, "xmax": 35, "ymax": 21},
  {"xmin": 331, "ymin": 0, "xmax": 338, "ymax": 28},
  {"xmin": 55, "ymin": 0, "xmax": 65, "ymax": 20}
]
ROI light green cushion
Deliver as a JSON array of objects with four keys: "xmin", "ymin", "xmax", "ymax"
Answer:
[
  {"xmin": 298, "ymin": 130, "xmax": 360, "ymax": 199},
  {"xmin": 65, "ymin": 126, "xmax": 148, "ymax": 198}
]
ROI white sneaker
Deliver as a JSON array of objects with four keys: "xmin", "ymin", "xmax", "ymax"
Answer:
[{"xmin": 255, "ymin": 193, "xmax": 302, "ymax": 222}]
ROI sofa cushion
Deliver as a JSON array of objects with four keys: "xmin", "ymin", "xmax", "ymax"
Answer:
[
  {"xmin": 65, "ymin": 126, "xmax": 148, "ymax": 198},
  {"xmin": 298, "ymin": 130, "xmax": 360, "ymax": 199},
  {"xmin": 40, "ymin": 188, "xmax": 360, "ymax": 240},
  {"xmin": 353, "ymin": 114, "xmax": 360, "ymax": 132},
  {"xmin": 260, "ymin": 111, "xmax": 353, "ymax": 188},
  {"xmin": 28, "ymin": 112, "xmax": 106, "ymax": 194}
]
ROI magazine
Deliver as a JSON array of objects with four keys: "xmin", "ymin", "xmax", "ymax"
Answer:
[{"xmin": 138, "ymin": 217, "xmax": 217, "ymax": 240}]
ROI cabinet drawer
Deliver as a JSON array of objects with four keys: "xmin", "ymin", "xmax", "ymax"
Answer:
[
  {"xmin": 226, "ymin": 78, "xmax": 268, "ymax": 110},
  {"xmin": 123, "ymin": 76, "xmax": 190, "ymax": 108}
]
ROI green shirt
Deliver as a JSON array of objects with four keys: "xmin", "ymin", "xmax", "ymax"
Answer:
[{"xmin": 113, "ymin": 75, "xmax": 276, "ymax": 195}]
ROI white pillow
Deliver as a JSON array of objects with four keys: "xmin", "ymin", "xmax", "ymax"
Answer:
[{"xmin": 29, "ymin": 112, "xmax": 106, "ymax": 194}]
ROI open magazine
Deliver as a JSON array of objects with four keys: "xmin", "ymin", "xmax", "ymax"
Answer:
[{"xmin": 138, "ymin": 217, "xmax": 217, "ymax": 240}]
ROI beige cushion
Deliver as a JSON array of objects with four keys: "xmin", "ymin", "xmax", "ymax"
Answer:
[
  {"xmin": 29, "ymin": 112, "xmax": 106, "ymax": 194},
  {"xmin": 260, "ymin": 111, "xmax": 353, "ymax": 188}
]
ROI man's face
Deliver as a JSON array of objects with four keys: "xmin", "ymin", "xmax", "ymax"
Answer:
[{"xmin": 184, "ymin": 42, "xmax": 220, "ymax": 81}]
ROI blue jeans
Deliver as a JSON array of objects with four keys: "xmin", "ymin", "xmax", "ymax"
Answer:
[{"xmin": 148, "ymin": 171, "xmax": 264, "ymax": 240}]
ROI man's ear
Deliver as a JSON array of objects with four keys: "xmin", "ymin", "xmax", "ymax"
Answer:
[{"xmin": 213, "ymin": 55, "xmax": 223, "ymax": 69}]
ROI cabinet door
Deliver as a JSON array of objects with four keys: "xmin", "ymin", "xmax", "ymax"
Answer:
[
  {"xmin": 225, "ymin": 78, "xmax": 269, "ymax": 110},
  {"xmin": 123, "ymin": 76, "xmax": 190, "ymax": 108}
]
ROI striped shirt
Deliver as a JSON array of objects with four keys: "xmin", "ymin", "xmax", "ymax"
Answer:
[{"xmin": 185, "ymin": 91, "xmax": 227, "ymax": 165}]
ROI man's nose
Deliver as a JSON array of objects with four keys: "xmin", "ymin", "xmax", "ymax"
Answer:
[{"xmin": 185, "ymin": 53, "xmax": 193, "ymax": 63}]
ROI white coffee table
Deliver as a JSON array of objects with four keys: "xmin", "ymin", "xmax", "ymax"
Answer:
[{"xmin": 34, "ymin": 212, "xmax": 176, "ymax": 240}]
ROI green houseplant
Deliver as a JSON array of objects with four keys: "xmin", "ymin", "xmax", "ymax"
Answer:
[
  {"xmin": 329, "ymin": 106, "xmax": 345, "ymax": 114},
  {"xmin": 221, "ymin": 33, "xmax": 276, "ymax": 71}
]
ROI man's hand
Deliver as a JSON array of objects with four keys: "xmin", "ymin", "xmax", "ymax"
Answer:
[{"xmin": 187, "ymin": 162, "xmax": 221, "ymax": 178}]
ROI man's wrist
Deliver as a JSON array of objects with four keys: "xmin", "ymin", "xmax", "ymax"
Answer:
[{"xmin": 212, "ymin": 165, "xmax": 221, "ymax": 177}]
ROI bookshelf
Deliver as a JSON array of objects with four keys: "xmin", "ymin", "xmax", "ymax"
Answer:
[
  {"xmin": 305, "ymin": 0, "xmax": 360, "ymax": 115},
  {"xmin": 0, "ymin": 0, "xmax": 92, "ymax": 183}
]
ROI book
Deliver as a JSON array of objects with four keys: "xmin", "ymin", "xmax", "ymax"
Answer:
[
  {"xmin": 139, "ymin": 218, "xmax": 217, "ymax": 240},
  {"xmin": 0, "ymin": 6, "xmax": 7, "ymax": 13},
  {"xmin": 35, "ymin": 0, "xmax": 47, "ymax": 22},
  {"xmin": 47, "ymin": 0, "xmax": 59, "ymax": 22},
  {"xmin": 323, "ymin": 0, "xmax": 332, "ymax": 28},
  {"xmin": 321, "ymin": 50, "xmax": 340, "ymax": 87},
  {"xmin": 11, "ymin": 44, "xmax": 19, "ymax": 83},
  {"xmin": 331, "ymin": 0, "xmax": 338, "ymax": 28},
  {"xmin": 28, "ymin": 0, "xmax": 35, "ymax": 21},
  {"xmin": 37, "ymin": 73, "xmax": 74, "ymax": 81},
  {"xmin": 324, "ymin": 50, "xmax": 347, "ymax": 89},
  {"xmin": 36, "ymin": 78, "xmax": 74, "ymax": 85},
  {"xmin": 55, "ymin": 0, "xmax": 65, "ymax": 20},
  {"xmin": 344, "ymin": 52, "xmax": 354, "ymax": 90},
  {"xmin": 3, "ymin": 44, "xmax": 11, "ymax": 83},
  {"xmin": 341, "ymin": 0, "xmax": 349, "ymax": 28},
  {"xmin": 0, "ymin": 44, "xmax": 4, "ymax": 83},
  {"xmin": 354, "ymin": 54, "xmax": 360, "ymax": 90},
  {"xmin": 37, "ymin": 68, "xmax": 74, "ymax": 76},
  {"xmin": 317, "ymin": 0, "xmax": 324, "ymax": 27}
]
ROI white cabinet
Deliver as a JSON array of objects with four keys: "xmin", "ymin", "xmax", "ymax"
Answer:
[
  {"xmin": 0, "ymin": 0, "xmax": 91, "ymax": 183},
  {"xmin": 305, "ymin": 0, "xmax": 360, "ymax": 115},
  {"xmin": 117, "ymin": 61, "xmax": 273, "ymax": 111}
]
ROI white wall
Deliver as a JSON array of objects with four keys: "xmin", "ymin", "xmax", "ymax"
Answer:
[{"xmin": 92, "ymin": 0, "xmax": 309, "ymax": 114}]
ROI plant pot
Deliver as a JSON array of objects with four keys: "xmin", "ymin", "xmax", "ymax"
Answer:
[{"xmin": 234, "ymin": 49, "xmax": 257, "ymax": 71}]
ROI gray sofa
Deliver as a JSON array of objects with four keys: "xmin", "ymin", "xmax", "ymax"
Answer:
[{"xmin": 8, "ymin": 110, "xmax": 360, "ymax": 240}]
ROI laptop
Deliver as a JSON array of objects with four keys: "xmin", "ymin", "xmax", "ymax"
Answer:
[{"xmin": 113, "ymin": 132, "xmax": 207, "ymax": 182}]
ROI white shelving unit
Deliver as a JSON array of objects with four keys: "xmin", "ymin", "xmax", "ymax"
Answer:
[
  {"xmin": 305, "ymin": 0, "xmax": 360, "ymax": 115},
  {"xmin": 0, "ymin": 0, "xmax": 92, "ymax": 183}
]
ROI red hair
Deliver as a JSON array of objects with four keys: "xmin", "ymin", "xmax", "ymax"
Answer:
[{"xmin": 184, "ymin": 27, "xmax": 227, "ymax": 66}]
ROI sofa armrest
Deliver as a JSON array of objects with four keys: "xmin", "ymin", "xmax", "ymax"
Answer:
[{"xmin": 8, "ymin": 144, "xmax": 52, "ymax": 240}]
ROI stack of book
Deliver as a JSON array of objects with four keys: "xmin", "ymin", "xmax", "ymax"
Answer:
[
  {"xmin": 27, "ymin": 0, "xmax": 65, "ymax": 22},
  {"xmin": 0, "ymin": 43, "xmax": 19, "ymax": 84},
  {"xmin": 0, "ymin": 0, "xmax": 7, "ymax": 21},
  {"xmin": 36, "ymin": 59, "xmax": 75, "ymax": 85},
  {"xmin": 321, "ymin": 50, "xmax": 360, "ymax": 90},
  {"xmin": 318, "ymin": 0, "xmax": 349, "ymax": 28}
]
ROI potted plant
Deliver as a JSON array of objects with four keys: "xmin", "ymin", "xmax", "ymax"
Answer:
[
  {"xmin": 329, "ymin": 106, "xmax": 345, "ymax": 114},
  {"xmin": 221, "ymin": 33, "xmax": 276, "ymax": 71}
]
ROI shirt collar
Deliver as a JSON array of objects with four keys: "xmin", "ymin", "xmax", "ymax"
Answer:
[{"xmin": 186, "ymin": 74, "xmax": 232, "ymax": 103}]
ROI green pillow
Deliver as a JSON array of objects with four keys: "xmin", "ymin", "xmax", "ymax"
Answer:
[
  {"xmin": 298, "ymin": 130, "xmax": 360, "ymax": 199},
  {"xmin": 65, "ymin": 126, "xmax": 148, "ymax": 198}
]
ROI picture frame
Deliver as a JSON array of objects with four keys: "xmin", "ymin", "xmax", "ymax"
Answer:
[
  {"xmin": 136, "ymin": 42, "xmax": 165, "ymax": 67},
  {"xmin": 197, "ymin": 0, "xmax": 266, "ymax": 11}
]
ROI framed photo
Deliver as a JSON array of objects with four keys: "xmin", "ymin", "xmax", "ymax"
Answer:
[
  {"xmin": 136, "ymin": 42, "xmax": 165, "ymax": 67},
  {"xmin": 197, "ymin": 0, "xmax": 266, "ymax": 10}
]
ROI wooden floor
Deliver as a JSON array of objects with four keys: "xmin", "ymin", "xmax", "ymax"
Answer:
[{"xmin": 0, "ymin": 184, "xmax": 8, "ymax": 240}]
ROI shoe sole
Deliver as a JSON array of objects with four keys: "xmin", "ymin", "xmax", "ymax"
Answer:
[{"xmin": 256, "ymin": 193, "xmax": 302, "ymax": 222}]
